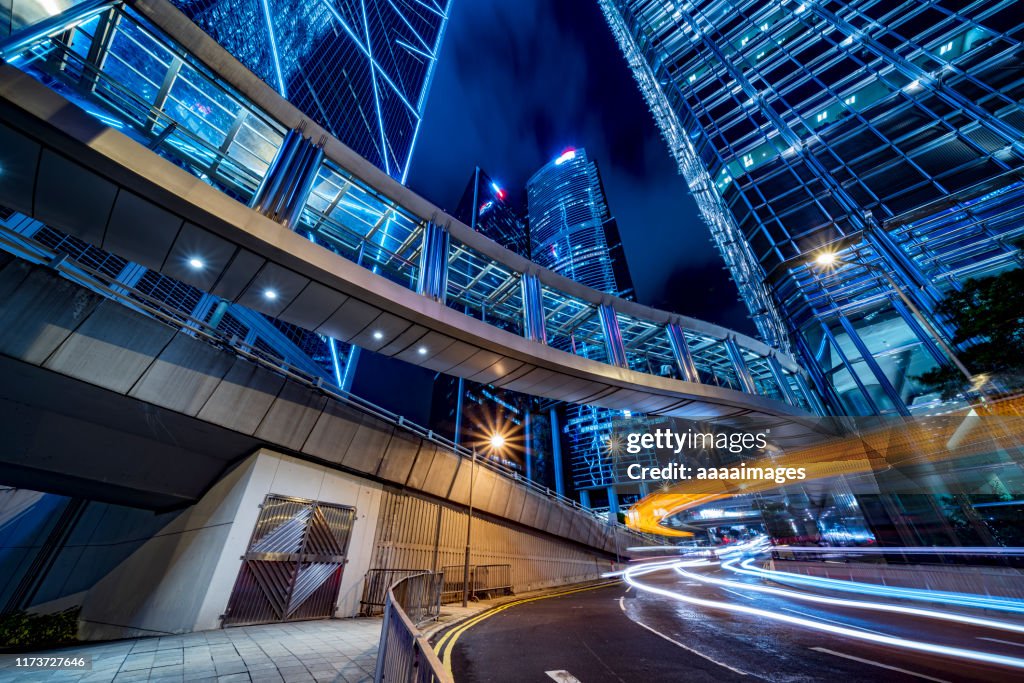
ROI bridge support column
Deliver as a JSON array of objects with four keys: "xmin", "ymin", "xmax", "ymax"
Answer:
[
  {"xmin": 416, "ymin": 221, "xmax": 450, "ymax": 303},
  {"xmin": 250, "ymin": 128, "xmax": 324, "ymax": 231},
  {"xmin": 580, "ymin": 489, "xmax": 591, "ymax": 509},
  {"xmin": 837, "ymin": 314, "xmax": 910, "ymax": 416},
  {"xmin": 550, "ymin": 407, "xmax": 564, "ymax": 496},
  {"xmin": 767, "ymin": 355, "xmax": 799, "ymax": 406},
  {"xmin": 606, "ymin": 486, "xmax": 619, "ymax": 524},
  {"xmin": 666, "ymin": 322, "xmax": 699, "ymax": 382},
  {"xmin": 795, "ymin": 372, "xmax": 827, "ymax": 416},
  {"xmin": 77, "ymin": 449, "xmax": 382, "ymax": 640},
  {"xmin": 724, "ymin": 336, "xmax": 757, "ymax": 394},
  {"xmin": 524, "ymin": 410, "xmax": 533, "ymax": 481},
  {"xmin": 520, "ymin": 271, "xmax": 547, "ymax": 343},
  {"xmin": 597, "ymin": 303, "xmax": 628, "ymax": 368}
]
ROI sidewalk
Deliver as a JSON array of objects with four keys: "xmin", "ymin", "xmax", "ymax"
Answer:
[
  {"xmin": 0, "ymin": 618, "xmax": 381, "ymax": 683},
  {"xmin": 0, "ymin": 580, "xmax": 614, "ymax": 683}
]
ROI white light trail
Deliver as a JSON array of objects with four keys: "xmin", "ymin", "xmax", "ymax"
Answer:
[
  {"xmin": 676, "ymin": 560, "xmax": 1024, "ymax": 635},
  {"xmin": 776, "ymin": 545, "xmax": 1024, "ymax": 556},
  {"xmin": 622, "ymin": 563, "xmax": 1024, "ymax": 670},
  {"xmin": 729, "ymin": 558, "xmax": 1024, "ymax": 614}
]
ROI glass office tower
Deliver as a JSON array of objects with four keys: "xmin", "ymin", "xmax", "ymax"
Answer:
[
  {"xmin": 600, "ymin": 0, "xmax": 1024, "ymax": 416},
  {"xmin": 527, "ymin": 148, "xmax": 656, "ymax": 510},
  {"xmin": 454, "ymin": 168, "xmax": 530, "ymax": 258},
  {"xmin": 170, "ymin": 0, "xmax": 451, "ymax": 181},
  {"xmin": 529, "ymin": 148, "xmax": 634, "ymax": 299}
]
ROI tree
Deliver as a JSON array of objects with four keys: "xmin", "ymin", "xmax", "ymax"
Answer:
[{"xmin": 915, "ymin": 267, "xmax": 1024, "ymax": 399}]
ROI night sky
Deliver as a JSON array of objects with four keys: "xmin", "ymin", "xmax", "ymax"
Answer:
[{"xmin": 405, "ymin": 0, "xmax": 755, "ymax": 335}]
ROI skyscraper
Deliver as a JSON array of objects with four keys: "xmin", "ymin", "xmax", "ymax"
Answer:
[
  {"xmin": 527, "ymin": 148, "xmax": 650, "ymax": 512},
  {"xmin": 170, "ymin": 0, "xmax": 452, "ymax": 181},
  {"xmin": 528, "ymin": 148, "xmax": 634, "ymax": 299},
  {"xmin": 454, "ymin": 167, "xmax": 529, "ymax": 258},
  {"xmin": 601, "ymin": 0, "xmax": 1024, "ymax": 416}
]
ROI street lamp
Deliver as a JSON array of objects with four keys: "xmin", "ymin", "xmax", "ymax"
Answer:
[
  {"xmin": 811, "ymin": 248, "xmax": 974, "ymax": 384},
  {"xmin": 462, "ymin": 432, "xmax": 507, "ymax": 607},
  {"xmin": 462, "ymin": 446, "xmax": 477, "ymax": 608},
  {"xmin": 489, "ymin": 433, "xmax": 506, "ymax": 451}
]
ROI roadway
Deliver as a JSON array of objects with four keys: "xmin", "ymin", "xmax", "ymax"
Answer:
[{"xmin": 435, "ymin": 561, "xmax": 1024, "ymax": 682}]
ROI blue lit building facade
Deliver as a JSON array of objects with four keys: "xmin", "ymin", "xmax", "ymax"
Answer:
[
  {"xmin": 455, "ymin": 167, "xmax": 530, "ymax": 258},
  {"xmin": 527, "ymin": 148, "xmax": 658, "ymax": 511},
  {"xmin": 528, "ymin": 148, "xmax": 634, "ymax": 300},
  {"xmin": 601, "ymin": 0, "xmax": 1024, "ymax": 417},
  {"xmin": 170, "ymin": 0, "xmax": 451, "ymax": 182}
]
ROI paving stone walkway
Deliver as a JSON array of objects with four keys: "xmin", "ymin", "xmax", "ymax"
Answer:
[{"xmin": 0, "ymin": 618, "xmax": 382, "ymax": 683}]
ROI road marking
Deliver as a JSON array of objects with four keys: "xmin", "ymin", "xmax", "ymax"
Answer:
[
  {"xmin": 625, "ymin": 585, "xmax": 632, "ymax": 593},
  {"xmin": 545, "ymin": 669, "xmax": 583, "ymax": 682},
  {"xmin": 435, "ymin": 581, "xmax": 620, "ymax": 677},
  {"xmin": 811, "ymin": 647, "xmax": 951, "ymax": 682},
  {"xmin": 617, "ymin": 596, "xmax": 748, "ymax": 676},
  {"xmin": 720, "ymin": 587, "xmax": 756, "ymax": 601},
  {"xmin": 978, "ymin": 636, "xmax": 1024, "ymax": 648},
  {"xmin": 780, "ymin": 607, "xmax": 886, "ymax": 636}
]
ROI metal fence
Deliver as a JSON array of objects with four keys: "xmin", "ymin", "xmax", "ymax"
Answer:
[
  {"xmin": 361, "ymin": 569, "xmax": 432, "ymax": 617},
  {"xmin": 439, "ymin": 564, "xmax": 513, "ymax": 604},
  {"xmin": 374, "ymin": 572, "xmax": 450, "ymax": 683},
  {"xmin": 439, "ymin": 565, "xmax": 468, "ymax": 605},
  {"xmin": 472, "ymin": 565, "xmax": 513, "ymax": 598}
]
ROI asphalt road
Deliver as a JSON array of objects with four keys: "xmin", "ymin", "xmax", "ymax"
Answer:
[{"xmin": 435, "ymin": 565, "xmax": 1024, "ymax": 683}]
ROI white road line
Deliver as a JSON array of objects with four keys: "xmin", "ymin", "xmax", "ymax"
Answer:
[
  {"xmin": 617, "ymin": 596, "xmax": 748, "ymax": 676},
  {"xmin": 721, "ymin": 587, "xmax": 756, "ymax": 601},
  {"xmin": 780, "ymin": 607, "xmax": 887, "ymax": 636},
  {"xmin": 811, "ymin": 647, "xmax": 951, "ymax": 682},
  {"xmin": 545, "ymin": 670, "xmax": 583, "ymax": 683},
  {"xmin": 625, "ymin": 585, "xmax": 632, "ymax": 593},
  {"xmin": 978, "ymin": 636, "xmax": 1024, "ymax": 649}
]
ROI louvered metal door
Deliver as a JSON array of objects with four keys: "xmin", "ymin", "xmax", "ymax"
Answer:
[{"xmin": 223, "ymin": 495, "xmax": 356, "ymax": 626}]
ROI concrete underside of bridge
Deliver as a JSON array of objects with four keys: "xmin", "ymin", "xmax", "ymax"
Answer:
[
  {"xmin": 0, "ymin": 61, "xmax": 829, "ymax": 448},
  {"xmin": 0, "ymin": 254, "xmax": 634, "ymax": 638},
  {"xmin": 0, "ymin": 252, "xmax": 634, "ymax": 552}
]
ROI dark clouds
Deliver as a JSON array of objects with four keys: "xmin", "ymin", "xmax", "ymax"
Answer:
[{"xmin": 405, "ymin": 0, "xmax": 754, "ymax": 334}]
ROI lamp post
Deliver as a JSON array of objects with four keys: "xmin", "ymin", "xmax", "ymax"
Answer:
[
  {"xmin": 812, "ymin": 250, "xmax": 974, "ymax": 383},
  {"xmin": 462, "ymin": 433, "xmax": 506, "ymax": 607}
]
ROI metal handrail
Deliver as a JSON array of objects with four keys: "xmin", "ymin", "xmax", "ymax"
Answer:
[
  {"xmin": 0, "ymin": 225, "xmax": 660, "ymax": 544},
  {"xmin": 374, "ymin": 572, "xmax": 451, "ymax": 683}
]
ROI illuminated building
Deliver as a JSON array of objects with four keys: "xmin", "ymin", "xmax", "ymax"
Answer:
[
  {"xmin": 528, "ymin": 147, "xmax": 634, "ymax": 299},
  {"xmin": 170, "ymin": 0, "xmax": 452, "ymax": 181},
  {"xmin": 454, "ymin": 167, "xmax": 529, "ymax": 258},
  {"xmin": 601, "ymin": 0, "xmax": 1024, "ymax": 416},
  {"xmin": 527, "ymin": 147, "xmax": 654, "ymax": 513}
]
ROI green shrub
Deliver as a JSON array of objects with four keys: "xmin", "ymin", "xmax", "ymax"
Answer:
[{"xmin": 0, "ymin": 608, "xmax": 80, "ymax": 648}]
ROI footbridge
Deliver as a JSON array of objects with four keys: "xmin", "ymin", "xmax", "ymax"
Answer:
[{"xmin": 0, "ymin": 0, "xmax": 829, "ymax": 448}]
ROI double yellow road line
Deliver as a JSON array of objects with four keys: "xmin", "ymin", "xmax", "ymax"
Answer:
[{"xmin": 433, "ymin": 580, "xmax": 622, "ymax": 678}]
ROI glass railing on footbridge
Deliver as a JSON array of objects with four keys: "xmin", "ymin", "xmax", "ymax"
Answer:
[{"xmin": 1, "ymin": 0, "xmax": 822, "ymax": 415}]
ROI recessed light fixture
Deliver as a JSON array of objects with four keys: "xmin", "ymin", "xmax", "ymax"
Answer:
[
  {"xmin": 188, "ymin": 257, "xmax": 205, "ymax": 269},
  {"xmin": 263, "ymin": 289, "xmax": 278, "ymax": 300},
  {"xmin": 417, "ymin": 346, "xmax": 428, "ymax": 355},
  {"xmin": 373, "ymin": 331, "xmax": 384, "ymax": 340}
]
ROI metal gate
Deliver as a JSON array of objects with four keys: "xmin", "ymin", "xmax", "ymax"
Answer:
[{"xmin": 223, "ymin": 495, "xmax": 356, "ymax": 626}]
